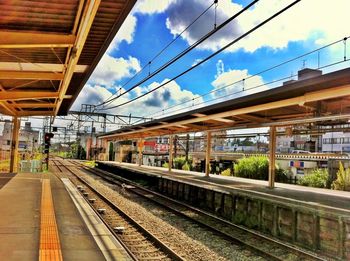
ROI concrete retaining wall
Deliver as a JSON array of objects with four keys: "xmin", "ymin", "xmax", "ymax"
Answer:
[
  {"xmin": 158, "ymin": 177, "xmax": 349, "ymax": 260},
  {"xmin": 97, "ymin": 162, "xmax": 349, "ymax": 259}
]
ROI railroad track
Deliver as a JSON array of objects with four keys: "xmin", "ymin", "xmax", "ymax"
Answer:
[
  {"xmin": 50, "ymin": 159, "xmax": 184, "ymax": 261},
  {"xmin": 65, "ymin": 159, "xmax": 327, "ymax": 261}
]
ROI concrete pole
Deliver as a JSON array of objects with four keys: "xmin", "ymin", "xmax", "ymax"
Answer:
[
  {"xmin": 9, "ymin": 117, "xmax": 20, "ymax": 173},
  {"xmin": 100, "ymin": 139, "xmax": 109, "ymax": 161},
  {"xmin": 138, "ymin": 138, "xmax": 143, "ymax": 166},
  {"xmin": 86, "ymin": 137, "xmax": 91, "ymax": 160},
  {"xmin": 119, "ymin": 143, "xmax": 123, "ymax": 163},
  {"xmin": 168, "ymin": 135, "xmax": 173, "ymax": 172},
  {"xmin": 205, "ymin": 131, "xmax": 212, "ymax": 177},
  {"xmin": 268, "ymin": 126, "xmax": 277, "ymax": 188}
]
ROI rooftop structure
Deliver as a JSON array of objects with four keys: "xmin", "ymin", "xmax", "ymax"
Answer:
[
  {"xmin": 99, "ymin": 67, "xmax": 350, "ymax": 141},
  {"xmin": 0, "ymin": 0, "xmax": 136, "ymax": 117}
]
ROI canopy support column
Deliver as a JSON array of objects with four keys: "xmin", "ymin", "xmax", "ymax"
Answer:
[
  {"xmin": 168, "ymin": 135, "xmax": 173, "ymax": 172},
  {"xmin": 268, "ymin": 126, "xmax": 276, "ymax": 188},
  {"xmin": 10, "ymin": 116, "xmax": 20, "ymax": 173},
  {"xmin": 138, "ymin": 138, "xmax": 143, "ymax": 166},
  {"xmin": 205, "ymin": 131, "xmax": 212, "ymax": 177},
  {"xmin": 119, "ymin": 142, "xmax": 123, "ymax": 163}
]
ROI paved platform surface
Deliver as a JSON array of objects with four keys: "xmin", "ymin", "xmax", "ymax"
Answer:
[
  {"xmin": 0, "ymin": 172, "xmax": 106, "ymax": 261},
  {"xmin": 98, "ymin": 161, "xmax": 350, "ymax": 214}
]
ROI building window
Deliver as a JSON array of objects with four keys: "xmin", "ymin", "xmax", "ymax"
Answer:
[
  {"xmin": 323, "ymin": 138, "xmax": 331, "ymax": 144},
  {"xmin": 7, "ymin": 140, "xmax": 10, "ymax": 145}
]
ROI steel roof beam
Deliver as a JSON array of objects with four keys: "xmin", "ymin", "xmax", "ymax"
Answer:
[
  {"xmin": 0, "ymin": 62, "xmax": 88, "ymax": 73},
  {"xmin": 100, "ymin": 83, "xmax": 350, "ymax": 140},
  {"xmin": 15, "ymin": 103, "xmax": 55, "ymax": 108},
  {"xmin": 0, "ymin": 84, "xmax": 17, "ymax": 115},
  {"xmin": 0, "ymin": 102, "xmax": 16, "ymax": 116},
  {"xmin": 55, "ymin": 0, "xmax": 101, "ymax": 115},
  {"xmin": 0, "ymin": 91, "xmax": 59, "ymax": 101},
  {"xmin": 18, "ymin": 111, "xmax": 54, "ymax": 116},
  {"xmin": 0, "ymin": 31, "xmax": 76, "ymax": 48},
  {"xmin": 0, "ymin": 71, "xmax": 64, "ymax": 80}
]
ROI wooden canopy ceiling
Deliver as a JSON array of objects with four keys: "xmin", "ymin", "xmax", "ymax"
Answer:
[
  {"xmin": 0, "ymin": 0, "xmax": 136, "ymax": 117},
  {"xmin": 99, "ymin": 67, "xmax": 350, "ymax": 141}
]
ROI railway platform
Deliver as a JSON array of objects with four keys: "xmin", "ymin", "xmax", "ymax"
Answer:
[
  {"xmin": 0, "ymin": 171, "xmax": 133, "ymax": 261},
  {"xmin": 97, "ymin": 161, "xmax": 350, "ymax": 259},
  {"xmin": 97, "ymin": 161, "xmax": 350, "ymax": 212}
]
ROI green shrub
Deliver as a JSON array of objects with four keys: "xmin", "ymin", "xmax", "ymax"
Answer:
[
  {"xmin": 298, "ymin": 168, "xmax": 328, "ymax": 188},
  {"xmin": 221, "ymin": 168, "xmax": 231, "ymax": 176},
  {"xmin": 332, "ymin": 161, "xmax": 350, "ymax": 191},
  {"xmin": 182, "ymin": 162, "xmax": 191, "ymax": 171},
  {"xmin": 173, "ymin": 156, "xmax": 186, "ymax": 169},
  {"xmin": 275, "ymin": 168, "xmax": 289, "ymax": 181},
  {"xmin": 84, "ymin": 161, "xmax": 96, "ymax": 168},
  {"xmin": 234, "ymin": 156, "xmax": 287, "ymax": 180},
  {"xmin": 173, "ymin": 156, "xmax": 192, "ymax": 169},
  {"xmin": 162, "ymin": 162, "xmax": 169, "ymax": 168},
  {"xmin": 234, "ymin": 156, "xmax": 269, "ymax": 180}
]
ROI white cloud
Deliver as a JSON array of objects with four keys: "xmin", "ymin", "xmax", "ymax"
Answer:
[
  {"xmin": 215, "ymin": 59, "xmax": 224, "ymax": 78},
  {"xmin": 191, "ymin": 58, "xmax": 203, "ymax": 66},
  {"xmin": 165, "ymin": 0, "xmax": 350, "ymax": 53},
  {"xmin": 166, "ymin": 0, "xmax": 243, "ymax": 51},
  {"xmin": 73, "ymin": 80, "xmax": 203, "ymax": 120},
  {"xmin": 107, "ymin": 14, "xmax": 137, "ymax": 53},
  {"xmin": 211, "ymin": 67, "xmax": 267, "ymax": 102},
  {"xmin": 89, "ymin": 54, "xmax": 141, "ymax": 86},
  {"xmin": 134, "ymin": 0, "xmax": 174, "ymax": 14},
  {"xmin": 234, "ymin": 0, "xmax": 350, "ymax": 52},
  {"xmin": 106, "ymin": 0, "xmax": 175, "ymax": 53}
]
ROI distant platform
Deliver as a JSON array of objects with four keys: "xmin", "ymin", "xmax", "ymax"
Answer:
[
  {"xmin": 97, "ymin": 161, "xmax": 350, "ymax": 214},
  {"xmin": 96, "ymin": 161, "xmax": 350, "ymax": 258},
  {"xmin": 0, "ymin": 172, "xmax": 132, "ymax": 260}
]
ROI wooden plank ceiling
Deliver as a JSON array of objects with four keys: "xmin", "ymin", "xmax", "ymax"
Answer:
[
  {"xmin": 99, "ymin": 67, "xmax": 350, "ymax": 141},
  {"xmin": 0, "ymin": 0, "xmax": 136, "ymax": 117}
]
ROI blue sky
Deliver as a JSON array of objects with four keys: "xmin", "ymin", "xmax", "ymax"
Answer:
[{"xmin": 73, "ymin": 0, "xmax": 350, "ymax": 120}]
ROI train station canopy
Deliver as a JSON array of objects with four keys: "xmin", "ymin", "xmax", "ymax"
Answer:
[
  {"xmin": 0, "ymin": 0, "xmax": 136, "ymax": 117},
  {"xmin": 99, "ymin": 67, "xmax": 350, "ymax": 141}
]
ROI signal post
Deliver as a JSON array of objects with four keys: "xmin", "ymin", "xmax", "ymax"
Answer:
[{"xmin": 44, "ymin": 132, "xmax": 54, "ymax": 170}]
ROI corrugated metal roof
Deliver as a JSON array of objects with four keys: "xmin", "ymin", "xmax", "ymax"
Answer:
[{"xmin": 0, "ymin": 0, "xmax": 136, "ymax": 117}]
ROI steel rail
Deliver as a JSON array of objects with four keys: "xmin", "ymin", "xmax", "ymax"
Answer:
[
  {"xmin": 70, "ymin": 160, "xmax": 327, "ymax": 261},
  {"xmin": 51, "ymin": 159, "xmax": 184, "ymax": 261},
  {"xmin": 49, "ymin": 160, "xmax": 139, "ymax": 261}
]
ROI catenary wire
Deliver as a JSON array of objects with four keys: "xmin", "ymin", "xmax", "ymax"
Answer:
[
  {"xmin": 97, "ymin": 0, "xmax": 260, "ymax": 107},
  {"xmin": 100, "ymin": 0, "xmax": 301, "ymax": 111},
  {"xmin": 137, "ymin": 36, "xmax": 349, "ymax": 120},
  {"xmin": 130, "ymin": 57, "xmax": 350, "ymax": 126},
  {"xmin": 97, "ymin": 0, "xmax": 217, "ymax": 106}
]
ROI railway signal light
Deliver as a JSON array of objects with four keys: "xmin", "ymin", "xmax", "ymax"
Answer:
[{"xmin": 43, "ymin": 132, "xmax": 54, "ymax": 153}]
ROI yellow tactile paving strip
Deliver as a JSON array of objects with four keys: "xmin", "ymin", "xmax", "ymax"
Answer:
[{"xmin": 39, "ymin": 179, "xmax": 63, "ymax": 261}]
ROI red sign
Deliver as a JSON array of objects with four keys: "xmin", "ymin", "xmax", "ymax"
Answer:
[
  {"xmin": 144, "ymin": 141, "xmax": 156, "ymax": 147},
  {"xmin": 155, "ymin": 144, "xmax": 169, "ymax": 152}
]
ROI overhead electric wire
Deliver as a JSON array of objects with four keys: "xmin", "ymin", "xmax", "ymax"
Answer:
[
  {"xmin": 157, "ymin": 57, "xmax": 350, "ymax": 118},
  {"xmin": 97, "ymin": 0, "xmax": 260, "ymax": 108},
  {"xmin": 131, "ymin": 56, "xmax": 350, "ymax": 126},
  {"xmin": 97, "ymin": 1, "xmax": 216, "ymax": 107},
  {"xmin": 139, "ymin": 35, "xmax": 349, "ymax": 120},
  {"xmin": 101, "ymin": 0, "xmax": 301, "ymax": 111}
]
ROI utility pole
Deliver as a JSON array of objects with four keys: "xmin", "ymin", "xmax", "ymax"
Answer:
[
  {"xmin": 90, "ymin": 121, "xmax": 94, "ymax": 160},
  {"xmin": 185, "ymin": 133, "xmax": 190, "ymax": 162},
  {"xmin": 174, "ymin": 135, "xmax": 178, "ymax": 158}
]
